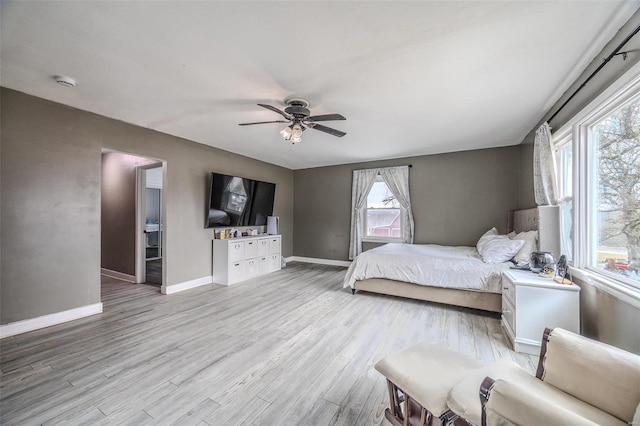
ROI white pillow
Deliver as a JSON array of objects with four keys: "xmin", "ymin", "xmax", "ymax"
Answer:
[
  {"xmin": 476, "ymin": 227, "xmax": 498, "ymax": 253},
  {"xmin": 479, "ymin": 236, "xmax": 525, "ymax": 264},
  {"xmin": 510, "ymin": 230, "xmax": 538, "ymax": 265}
]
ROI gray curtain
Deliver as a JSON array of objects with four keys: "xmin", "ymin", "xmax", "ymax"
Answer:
[
  {"xmin": 349, "ymin": 168, "xmax": 379, "ymax": 260},
  {"xmin": 349, "ymin": 165, "xmax": 414, "ymax": 260},
  {"xmin": 533, "ymin": 122, "xmax": 557, "ymax": 206},
  {"xmin": 379, "ymin": 166, "xmax": 414, "ymax": 246}
]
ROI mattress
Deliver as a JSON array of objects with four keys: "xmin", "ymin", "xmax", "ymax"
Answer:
[{"xmin": 343, "ymin": 243, "xmax": 512, "ymax": 293}]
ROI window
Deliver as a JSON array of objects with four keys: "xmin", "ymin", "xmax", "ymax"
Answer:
[
  {"xmin": 588, "ymin": 96, "xmax": 640, "ymax": 283},
  {"xmin": 349, "ymin": 166, "xmax": 414, "ymax": 259},
  {"xmin": 364, "ymin": 176, "xmax": 403, "ymax": 241},
  {"xmin": 555, "ymin": 136, "xmax": 573, "ymax": 261},
  {"xmin": 554, "ymin": 65, "xmax": 640, "ymax": 291}
]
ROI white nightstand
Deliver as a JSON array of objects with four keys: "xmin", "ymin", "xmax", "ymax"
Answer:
[{"xmin": 501, "ymin": 269, "xmax": 580, "ymax": 355}]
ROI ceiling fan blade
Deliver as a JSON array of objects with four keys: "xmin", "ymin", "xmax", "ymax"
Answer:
[
  {"xmin": 305, "ymin": 113, "xmax": 346, "ymax": 122},
  {"xmin": 307, "ymin": 123, "xmax": 346, "ymax": 137},
  {"xmin": 238, "ymin": 120, "xmax": 290, "ymax": 126},
  {"xmin": 257, "ymin": 103, "xmax": 291, "ymax": 119}
]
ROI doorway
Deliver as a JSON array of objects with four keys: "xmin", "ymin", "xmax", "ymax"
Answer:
[
  {"xmin": 142, "ymin": 166, "xmax": 163, "ymax": 286},
  {"xmin": 101, "ymin": 150, "xmax": 166, "ymax": 290}
]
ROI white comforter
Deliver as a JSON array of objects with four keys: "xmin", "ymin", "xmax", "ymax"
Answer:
[{"xmin": 343, "ymin": 243, "xmax": 511, "ymax": 293}]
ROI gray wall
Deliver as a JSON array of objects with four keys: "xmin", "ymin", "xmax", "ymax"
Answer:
[
  {"xmin": 1, "ymin": 88, "xmax": 293, "ymax": 324},
  {"xmin": 101, "ymin": 152, "xmax": 156, "ymax": 276},
  {"xmin": 516, "ymin": 11, "xmax": 640, "ymax": 353},
  {"xmin": 579, "ymin": 284, "xmax": 640, "ymax": 354},
  {"xmin": 294, "ymin": 146, "xmax": 520, "ymax": 261},
  {"xmin": 518, "ymin": 144, "xmax": 535, "ymax": 209}
]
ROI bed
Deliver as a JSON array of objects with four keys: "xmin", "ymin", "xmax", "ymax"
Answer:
[{"xmin": 344, "ymin": 207, "xmax": 560, "ymax": 313}]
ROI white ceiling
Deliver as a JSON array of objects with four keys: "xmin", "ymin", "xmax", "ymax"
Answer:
[{"xmin": 1, "ymin": 1, "xmax": 638, "ymax": 170}]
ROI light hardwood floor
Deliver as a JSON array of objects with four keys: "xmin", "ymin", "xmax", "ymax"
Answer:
[{"xmin": 0, "ymin": 262, "xmax": 536, "ymax": 425}]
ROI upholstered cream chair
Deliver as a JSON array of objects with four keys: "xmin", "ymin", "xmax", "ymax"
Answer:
[
  {"xmin": 375, "ymin": 328, "xmax": 640, "ymax": 426},
  {"xmin": 478, "ymin": 328, "xmax": 640, "ymax": 426}
]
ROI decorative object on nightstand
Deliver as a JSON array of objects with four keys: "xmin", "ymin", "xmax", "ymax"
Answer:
[
  {"xmin": 501, "ymin": 269, "xmax": 580, "ymax": 355},
  {"xmin": 554, "ymin": 254, "xmax": 573, "ymax": 284},
  {"xmin": 528, "ymin": 251, "xmax": 555, "ymax": 273}
]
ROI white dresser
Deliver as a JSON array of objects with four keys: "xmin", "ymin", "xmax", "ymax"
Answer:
[
  {"xmin": 212, "ymin": 235, "xmax": 281, "ymax": 285},
  {"xmin": 501, "ymin": 269, "xmax": 580, "ymax": 355}
]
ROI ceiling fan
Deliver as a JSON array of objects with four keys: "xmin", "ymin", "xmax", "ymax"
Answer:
[{"xmin": 239, "ymin": 98, "xmax": 346, "ymax": 143}]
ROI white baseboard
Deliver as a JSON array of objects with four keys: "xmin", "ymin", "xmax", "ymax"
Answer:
[
  {"xmin": 101, "ymin": 268, "xmax": 136, "ymax": 283},
  {"xmin": 513, "ymin": 337, "xmax": 542, "ymax": 356},
  {"xmin": 0, "ymin": 303, "xmax": 103, "ymax": 339},
  {"xmin": 285, "ymin": 256, "xmax": 351, "ymax": 267},
  {"xmin": 162, "ymin": 276, "xmax": 212, "ymax": 295}
]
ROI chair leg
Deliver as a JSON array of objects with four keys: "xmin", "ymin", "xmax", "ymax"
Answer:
[
  {"xmin": 384, "ymin": 380, "xmax": 436, "ymax": 426},
  {"xmin": 387, "ymin": 380, "xmax": 402, "ymax": 419},
  {"xmin": 385, "ymin": 380, "xmax": 405, "ymax": 426}
]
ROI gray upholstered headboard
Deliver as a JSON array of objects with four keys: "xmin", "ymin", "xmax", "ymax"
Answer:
[
  {"xmin": 510, "ymin": 208, "xmax": 538, "ymax": 233},
  {"xmin": 509, "ymin": 206, "xmax": 561, "ymax": 259}
]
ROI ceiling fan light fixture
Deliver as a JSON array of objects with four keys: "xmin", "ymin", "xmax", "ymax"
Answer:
[
  {"xmin": 240, "ymin": 100, "xmax": 346, "ymax": 143},
  {"xmin": 290, "ymin": 123, "xmax": 304, "ymax": 144},
  {"xmin": 280, "ymin": 126, "xmax": 292, "ymax": 140},
  {"xmin": 291, "ymin": 123, "xmax": 303, "ymax": 138}
]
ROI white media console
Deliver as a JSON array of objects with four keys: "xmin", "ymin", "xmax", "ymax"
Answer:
[{"xmin": 212, "ymin": 235, "xmax": 281, "ymax": 285}]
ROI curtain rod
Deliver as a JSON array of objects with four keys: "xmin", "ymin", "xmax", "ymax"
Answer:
[
  {"xmin": 353, "ymin": 164, "xmax": 412, "ymax": 172},
  {"xmin": 547, "ymin": 23, "xmax": 640, "ymax": 126}
]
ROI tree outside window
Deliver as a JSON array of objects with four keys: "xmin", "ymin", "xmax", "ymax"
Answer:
[{"xmin": 592, "ymin": 95, "xmax": 640, "ymax": 282}]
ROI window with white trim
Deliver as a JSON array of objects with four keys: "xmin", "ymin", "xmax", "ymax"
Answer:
[
  {"xmin": 555, "ymin": 135, "xmax": 573, "ymax": 261},
  {"xmin": 554, "ymin": 74, "xmax": 640, "ymax": 290},
  {"xmin": 364, "ymin": 176, "xmax": 403, "ymax": 241},
  {"xmin": 588, "ymin": 96, "xmax": 640, "ymax": 283}
]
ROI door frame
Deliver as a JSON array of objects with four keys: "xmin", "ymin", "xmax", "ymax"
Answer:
[{"xmin": 135, "ymin": 162, "xmax": 165, "ymax": 284}]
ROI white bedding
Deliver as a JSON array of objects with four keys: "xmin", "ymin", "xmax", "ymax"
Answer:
[{"xmin": 343, "ymin": 243, "xmax": 512, "ymax": 293}]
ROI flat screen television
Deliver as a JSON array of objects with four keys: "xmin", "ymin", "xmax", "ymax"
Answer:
[{"xmin": 206, "ymin": 172, "xmax": 276, "ymax": 228}]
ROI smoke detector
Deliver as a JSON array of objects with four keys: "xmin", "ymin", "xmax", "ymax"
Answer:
[{"xmin": 54, "ymin": 75, "xmax": 77, "ymax": 88}]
